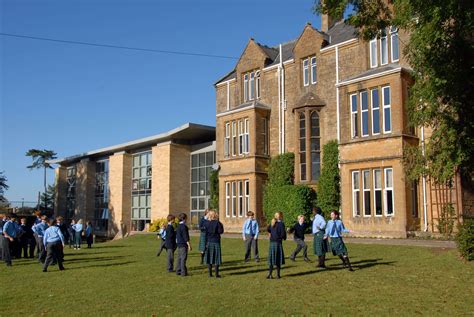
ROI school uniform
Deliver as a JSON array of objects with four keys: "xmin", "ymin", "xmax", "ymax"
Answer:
[
  {"xmin": 67, "ymin": 224, "xmax": 75, "ymax": 248},
  {"xmin": 11, "ymin": 221, "xmax": 24, "ymax": 259},
  {"xmin": 204, "ymin": 220, "xmax": 224, "ymax": 277},
  {"xmin": 34, "ymin": 222, "xmax": 48, "ymax": 263},
  {"xmin": 242, "ymin": 218, "xmax": 259, "ymax": 262},
  {"xmin": 20, "ymin": 223, "xmax": 36, "ymax": 258},
  {"xmin": 56, "ymin": 223, "xmax": 68, "ymax": 262},
  {"xmin": 325, "ymin": 219, "xmax": 353, "ymax": 271},
  {"xmin": 176, "ymin": 222, "xmax": 190, "ymax": 277},
  {"xmin": 43, "ymin": 226, "xmax": 65, "ymax": 272},
  {"xmin": 198, "ymin": 216, "xmax": 208, "ymax": 253},
  {"xmin": 267, "ymin": 221, "xmax": 286, "ymax": 277},
  {"xmin": 0, "ymin": 218, "xmax": 5, "ymax": 261},
  {"xmin": 289, "ymin": 222, "xmax": 309, "ymax": 261},
  {"xmin": 156, "ymin": 228, "xmax": 167, "ymax": 256},
  {"xmin": 164, "ymin": 223, "xmax": 176, "ymax": 272},
  {"xmin": 85, "ymin": 225, "xmax": 93, "ymax": 248},
  {"xmin": 2, "ymin": 220, "xmax": 19, "ymax": 266},
  {"xmin": 72, "ymin": 223, "xmax": 83, "ymax": 249},
  {"xmin": 313, "ymin": 214, "xmax": 328, "ymax": 267}
]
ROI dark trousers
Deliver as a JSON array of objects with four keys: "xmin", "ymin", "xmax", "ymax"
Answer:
[
  {"xmin": 176, "ymin": 246, "xmax": 188, "ymax": 276},
  {"xmin": 43, "ymin": 241, "xmax": 64, "ymax": 271},
  {"xmin": 157, "ymin": 240, "xmax": 166, "ymax": 255},
  {"xmin": 166, "ymin": 247, "xmax": 175, "ymax": 272},
  {"xmin": 290, "ymin": 239, "xmax": 308, "ymax": 259},
  {"xmin": 244, "ymin": 235, "xmax": 259, "ymax": 260},
  {"xmin": 74, "ymin": 232, "xmax": 82, "ymax": 248},
  {"xmin": 35, "ymin": 235, "xmax": 46, "ymax": 263},
  {"xmin": 68, "ymin": 232, "xmax": 74, "ymax": 248},
  {"xmin": 11, "ymin": 238, "xmax": 20, "ymax": 258},
  {"xmin": 1, "ymin": 236, "xmax": 12, "ymax": 265},
  {"xmin": 86, "ymin": 235, "xmax": 93, "ymax": 248},
  {"xmin": 21, "ymin": 238, "xmax": 36, "ymax": 258}
]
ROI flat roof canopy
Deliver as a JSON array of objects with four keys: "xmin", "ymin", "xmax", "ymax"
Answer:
[{"xmin": 50, "ymin": 122, "xmax": 215, "ymax": 165}]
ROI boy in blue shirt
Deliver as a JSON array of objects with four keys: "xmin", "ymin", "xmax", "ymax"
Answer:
[
  {"xmin": 242, "ymin": 211, "xmax": 260, "ymax": 262},
  {"xmin": 156, "ymin": 223, "xmax": 167, "ymax": 256},
  {"xmin": 43, "ymin": 218, "xmax": 65, "ymax": 272}
]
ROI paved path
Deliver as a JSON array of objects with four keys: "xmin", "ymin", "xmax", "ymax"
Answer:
[{"xmin": 188, "ymin": 232, "xmax": 456, "ymax": 249}]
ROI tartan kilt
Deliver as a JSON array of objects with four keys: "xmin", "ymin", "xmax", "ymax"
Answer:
[
  {"xmin": 267, "ymin": 241, "xmax": 285, "ymax": 266},
  {"xmin": 198, "ymin": 232, "xmax": 207, "ymax": 252},
  {"xmin": 313, "ymin": 231, "xmax": 328, "ymax": 256},
  {"xmin": 330, "ymin": 237, "xmax": 348, "ymax": 256},
  {"xmin": 205, "ymin": 242, "xmax": 222, "ymax": 265}
]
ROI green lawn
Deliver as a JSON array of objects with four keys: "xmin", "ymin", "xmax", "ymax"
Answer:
[{"xmin": 1, "ymin": 235, "xmax": 472, "ymax": 316}]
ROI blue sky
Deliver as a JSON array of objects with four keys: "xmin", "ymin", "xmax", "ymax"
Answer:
[{"xmin": 1, "ymin": 0, "xmax": 325, "ymax": 203}]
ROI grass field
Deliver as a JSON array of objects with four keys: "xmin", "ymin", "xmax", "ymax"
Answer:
[{"xmin": 0, "ymin": 235, "xmax": 472, "ymax": 316}]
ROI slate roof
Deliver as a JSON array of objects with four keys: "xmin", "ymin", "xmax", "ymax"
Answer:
[
  {"xmin": 337, "ymin": 64, "xmax": 409, "ymax": 86},
  {"xmin": 214, "ymin": 19, "xmax": 359, "ymax": 86}
]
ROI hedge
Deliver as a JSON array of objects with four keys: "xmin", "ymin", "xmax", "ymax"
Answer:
[
  {"xmin": 266, "ymin": 152, "xmax": 295, "ymax": 186},
  {"xmin": 209, "ymin": 169, "xmax": 219, "ymax": 211},
  {"xmin": 455, "ymin": 218, "xmax": 474, "ymax": 261},
  {"xmin": 263, "ymin": 184, "xmax": 315, "ymax": 229}
]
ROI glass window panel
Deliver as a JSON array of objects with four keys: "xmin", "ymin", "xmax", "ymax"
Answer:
[
  {"xmin": 351, "ymin": 94, "xmax": 358, "ymax": 112},
  {"xmin": 199, "ymin": 182, "xmax": 206, "ymax": 196},
  {"xmin": 139, "ymin": 208, "xmax": 146, "ymax": 219},
  {"xmin": 146, "ymin": 195, "xmax": 150, "ymax": 207},
  {"xmin": 370, "ymin": 39, "xmax": 378, "ymax": 67},
  {"xmin": 310, "ymin": 139, "xmax": 320, "ymax": 151},
  {"xmin": 133, "ymin": 155, "xmax": 140, "ymax": 167},
  {"xmin": 206, "ymin": 152, "xmax": 214, "ymax": 165},
  {"xmin": 139, "ymin": 195, "xmax": 146, "ymax": 206},
  {"xmin": 363, "ymin": 170, "xmax": 370, "ymax": 189},
  {"xmin": 384, "ymin": 107, "xmax": 391, "ymax": 132},
  {"xmin": 364, "ymin": 191, "xmax": 371, "ymax": 216},
  {"xmin": 375, "ymin": 191, "xmax": 383, "ymax": 216},
  {"xmin": 374, "ymin": 169, "xmax": 382, "ymax": 188},
  {"xmin": 199, "ymin": 153, "xmax": 206, "ymax": 167},
  {"xmin": 353, "ymin": 172, "xmax": 360, "ymax": 189},
  {"xmin": 132, "ymin": 208, "xmax": 139, "ymax": 219},
  {"xmin": 199, "ymin": 167, "xmax": 206, "ymax": 181},
  {"xmin": 354, "ymin": 192, "xmax": 360, "ymax": 216},
  {"xmin": 146, "ymin": 208, "xmax": 151, "ymax": 219},
  {"xmin": 132, "ymin": 180, "xmax": 139, "ymax": 190},
  {"xmin": 192, "ymin": 155, "xmax": 198, "ymax": 168},
  {"xmin": 361, "ymin": 91, "xmax": 368, "ymax": 110},
  {"xmin": 192, "ymin": 198, "xmax": 198, "ymax": 210},
  {"xmin": 385, "ymin": 169, "xmax": 393, "ymax": 187},
  {"xmin": 191, "ymin": 183, "xmax": 198, "ymax": 196},
  {"xmin": 300, "ymin": 152, "xmax": 306, "ymax": 164},
  {"xmin": 132, "ymin": 196, "xmax": 139, "ymax": 207},
  {"xmin": 381, "ymin": 36, "xmax": 388, "ymax": 65},
  {"xmin": 383, "ymin": 87, "xmax": 390, "ymax": 105},
  {"xmin": 391, "ymin": 31, "xmax": 399, "ymax": 61},
  {"xmin": 301, "ymin": 164, "xmax": 306, "ymax": 181},
  {"xmin": 386, "ymin": 191, "xmax": 394, "ymax": 215},
  {"xmin": 191, "ymin": 168, "xmax": 198, "ymax": 182},
  {"xmin": 300, "ymin": 139, "xmax": 306, "ymax": 151},
  {"xmin": 133, "ymin": 168, "xmax": 140, "ymax": 179},
  {"xmin": 140, "ymin": 167, "xmax": 147, "ymax": 178}
]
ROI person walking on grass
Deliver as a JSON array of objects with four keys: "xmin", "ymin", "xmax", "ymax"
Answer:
[
  {"xmin": 288, "ymin": 215, "xmax": 310, "ymax": 262},
  {"xmin": 33, "ymin": 216, "xmax": 48, "ymax": 263},
  {"xmin": 312, "ymin": 207, "xmax": 328, "ymax": 268},
  {"xmin": 267, "ymin": 212, "xmax": 286, "ymax": 279},
  {"xmin": 156, "ymin": 223, "xmax": 167, "ymax": 256},
  {"xmin": 72, "ymin": 219, "xmax": 83, "ymax": 250},
  {"xmin": 176, "ymin": 213, "xmax": 191, "ymax": 277},
  {"xmin": 204, "ymin": 210, "xmax": 224, "ymax": 278},
  {"xmin": 85, "ymin": 221, "xmax": 93, "ymax": 248},
  {"xmin": 198, "ymin": 209, "xmax": 209, "ymax": 264},
  {"xmin": 164, "ymin": 214, "xmax": 177, "ymax": 273},
  {"xmin": 324, "ymin": 210, "xmax": 354, "ymax": 271},
  {"xmin": 242, "ymin": 211, "xmax": 260, "ymax": 263},
  {"xmin": 67, "ymin": 219, "xmax": 75, "ymax": 249},
  {"xmin": 43, "ymin": 218, "xmax": 65, "ymax": 272}
]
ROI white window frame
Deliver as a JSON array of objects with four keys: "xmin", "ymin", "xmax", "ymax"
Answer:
[
  {"xmin": 380, "ymin": 32, "xmax": 388, "ymax": 65},
  {"xmin": 244, "ymin": 118, "xmax": 250, "ymax": 154},
  {"xmin": 238, "ymin": 180, "xmax": 243, "ymax": 217},
  {"xmin": 352, "ymin": 170, "xmax": 361, "ymax": 217},
  {"xmin": 373, "ymin": 169, "xmax": 383, "ymax": 217},
  {"xmin": 350, "ymin": 93, "xmax": 358, "ymax": 138},
  {"xmin": 244, "ymin": 180, "xmax": 250, "ymax": 215},
  {"xmin": 310, "ymin": 56, "xmax": 317, "ymax": 84},
  {"xmin": 384, "ymin": 168, "xmax": 394, "ymax": 216},
  {"xmin": 232, "ymin": 121, "xmax": 237, "ymax": 156},
  {"xmin": 249, "ymin": 72, "xmax": 255, "ymax": 100},
  {"xmin": 224, "ymin": 122, "xmax": 230, "ymax": 157},
  {"xmin": 256, "ymin": 71, "xmax": 260, "ymax": 99},
  {"xmin": 360, "ymin": 91, "xmax": 369, "ymax": 137},
  {"xmin": 225, "ymin": 182, "xmax": 230, "ymax": 217},
  {"xmin": 370, "ymin": 39, "xmax": 378, "ymax": 68},
  {"xmin": 382, "ymin": 86, "xmax": 392, "ymax": 133},
  {"xmin": 362, "ymin": 170, "xmax": 371, "ymax": 217},
  {"xmin": 303, "ymin": 58, "xmax": 309, "ymax": 86},
  {"xmin": 243, "ymin": 74, "xmax": 249, "ymax": 102},
  {"xmin": 371, "ymin": 88, "xmax": 380, "ymax": 135},
  {"xmin": 238, "ymin": 120, "xmax": 244, "ymax": 155},
  {"xmin": 231, "ymin": 181, "xmax": 237, "ymax": 217},
  {"xmin": 390, "ymin": 26, "xmax": 399, "ymax": 62}
]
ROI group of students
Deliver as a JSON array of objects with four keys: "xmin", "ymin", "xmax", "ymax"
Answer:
[
  {"xmin": 0, "ymin": 212, "xmax": 95, "ymax": 272},
  {"xmin": 155, "ymin": 206, "xmax": 353, "ymax": 279}
]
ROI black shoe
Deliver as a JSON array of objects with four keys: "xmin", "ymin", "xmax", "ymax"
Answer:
[
  {"xmin": 42, "ymin": 269, "xmax": 47, "ymax": 272},
  {"xmin": 215, "ymin": 274, "xmax": 221, "ymax": 278},
  {"xmin": 59, "ymin": 267, "xmax": 65, "ymax": 271},
  {"xmin": 244, "ymin": 258, "xmax": 250, "ymax": 263},
  {"xmin": 266, "ymin": 274, "xmax": 273, "ymax": 279},
  {"xmin": 255, "ymin": 258, "xmax": 260, "ymax": 263},
  {"xmin": 276, "ymin": 274, "xmax": 281, "ymax": 279},
  {"xmin": 6, "ymin": 262, "xmax": 12, "ymax": 267},
  {"xmin": 304, "ymin": 257, "xmax": 311, "ymax": 262}
]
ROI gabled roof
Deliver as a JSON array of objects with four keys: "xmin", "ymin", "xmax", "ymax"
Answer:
[
  {"xmin": 326, "ymin": 20, "xmax": 358, "ymax": 46},
  {"xmin": 293, "ymin": 92, "xmax": 326, "ymax": 111}
]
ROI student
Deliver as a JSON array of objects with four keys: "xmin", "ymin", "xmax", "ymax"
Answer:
[
  {"xmin": 55, "ymin": 216, "xmax": 68, "ymax": 262},
  {"xmin": 204, "ymin": 210, "xmax": 224, "ymax": 278},
  {"xmin": 164, "ymin": 215, "xmax": 177, "ymax": 273},
  {"xmin": 34, "ymin": 216, "xmax": 48, "ymax": 263},
  {"xmin": 67, "ymin": 219, "xmax": 76, "ymax": 249},
  {"xmin": 175, "ymin": 213, "xmax": 191, "ymax": 277},
  {"xmin": 242, "ymin": 211, "xmax": 260, "ymax": 263},
  {"xmin": 85, "ymin": 221, "xmax": 93, "ymax": 248},
  {"xmin": 73, "ymin": 219, "xmax": 84, "ymax": 250},
  {"xmin": 11, "ymin": 217, "xmax": 24, "ymax": 259},
  {"xmin": 312, "ymin": 207, "xmax": 328, "ymax": 268},
  {"xmin": 288, "ymin": 215, "xmax": 310, "ymax": 262},
  {"xmin": 156, "ymin": 223, "xmax": 167, "ymax": 256},
  {"xmin": 1, "ymin": 214, "xmax": 15, "ymax": 266},
  {"xmin": 43, "ymin": 218, "xmax": 65, "ymax": 272},
  {"xmin": 267, "ymin": 212, "xmax": 286, "ymax": 279},
  {"xmin": 324, "ymin": 210, "xmax": 353, "ymax": 271},
  {"xmin": 0, "ymin": 212, "xmax": 5, "ymax": 261},
  {"xmin": 19, "ymin": 217, "xmax": 36, "ymax": 258},
  {"xmin": 198, "ymin": 209, "xmax": 209, "ymax": 264}
]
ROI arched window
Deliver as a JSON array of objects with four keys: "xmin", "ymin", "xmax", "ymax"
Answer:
[
  {"xmin": 310, "ymin": 111, "xmax": 321, "ymax": 181},
  {"xmin": 299, "ymin": 112, "xmax": 306, "ymax": 181}
]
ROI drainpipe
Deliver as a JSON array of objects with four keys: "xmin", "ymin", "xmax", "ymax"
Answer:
[
  {"xmin": 281, "ymin": 44, "xmax": 286, "ymax": 153},
  {"xmin": 421, "ymin": 126, "xmax": 428, "ymax": 231},
  {"xmin": 335, "ymin": 46, "xmax": 340, "ymax": 143},
  {"xmin": 278, "ymin": 46, "xmax": 282, "ymax": 154}
]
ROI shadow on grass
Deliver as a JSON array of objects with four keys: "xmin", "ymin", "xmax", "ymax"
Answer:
[
  {"xmin": 65, "ymin": 261, "xmax": 136, "ymax": 270},
  {"xmin": 95, "ymin": 245, "xmax": 126, "ymax": 249},
  {"xmin": 64, "ymin": 255, "xmax": 128, "ymax": 264},
  {"xmin": 324, "ymin": 258, "xmax": 396, "ymax": 271},
  {"xmin": 284, "ymin": 269, "xmax": 322, "ymax": 277}
]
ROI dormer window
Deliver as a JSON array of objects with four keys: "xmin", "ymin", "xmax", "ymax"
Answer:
[
  {"xmin": 243, "ymin": 70, "xmax": 260, "ymax": 102},
  {"xmin": 303, "ymin": 56, "xmax": 317, "ymax": 86},
  {"xmin": 370, "ymin": 27, "xmax": 399, "ymax": 68}
]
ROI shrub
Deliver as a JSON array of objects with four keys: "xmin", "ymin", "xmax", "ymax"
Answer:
[
  {"xmin": 263, "ymin": 184, "xmax": 315, "ymax": 229},
  {"xmin": 267, "ymin": 152, "xmax": 295, "ymax": 186},
  {"xmin": 437, "ymin": 203, "xmax": 456, "ymax": 236},
  {"xmin": 317, "ymin": 140, "xmax": 340, "ymax": 217},
  {"xmin": 209, "ymin": 169, "xmax": 219, "ymax": 211},
  {"xmin": 149, "ymin": 217, "xmax": 178, "ymax": 232},
  {"xmin": 455, "ymin": 218, "xmax": 474, "ymax": 261}
]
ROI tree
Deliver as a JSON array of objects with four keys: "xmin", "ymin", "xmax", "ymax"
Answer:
[
  {"xmin": 40, "ymin": 184, "xmax": 56, "ymax": 211},
  {"xmin": 209, "ymin": 169, "xmax": 219, "ymax": 211},
  {"xmin": 317, "ymin": 140, "xmax": 341, "ymax": 216},
  {"xmin": 26, "ymin": 149, "xmax": 57, "ymax": 209},
  {"xmin": 314, "ymin": 0, "xmax": 474, "ymax": 185},
  {"xmin": 0, "ymin": 171, "xmax": 8, "ymax": 195}
]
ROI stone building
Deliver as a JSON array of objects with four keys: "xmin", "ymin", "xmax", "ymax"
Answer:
[
  {"xmin": 214, "ymin": 14, "xmax": 472, "ymax": 237},
  {"xmin": 51, "ymin": 123, "xmax": 215, "ymax": 237}
]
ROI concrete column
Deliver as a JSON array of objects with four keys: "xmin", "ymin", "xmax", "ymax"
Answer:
[
  {"xmin": 109, "ymin": 152, "xmax": 132, "ymax": 238},
  {"xmin": 54, "ymin": 166, "xmax": 67, "ymax": 218},
  {"xmin": 75, "ymin": 158, "xmax": 96, "ymax": 222}
]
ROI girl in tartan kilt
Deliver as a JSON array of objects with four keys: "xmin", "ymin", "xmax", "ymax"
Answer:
[
  {"xmin": 324, "ymin": 210, "xmax": 354, "ymax": 271},
  {"xmin": 198, "ymin": 209, "xmax": 209, "ymax": 264},
  {"xmin": 312, "ymin": 207, "xmax": 328, "ymax": 268},
  {"xmin": 204, "ymin": 210, "xmax": 224, "ymax": 278},
  {"xmin": 266, "ymin": 212, "xmax": 286, "ymax": 279}
]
